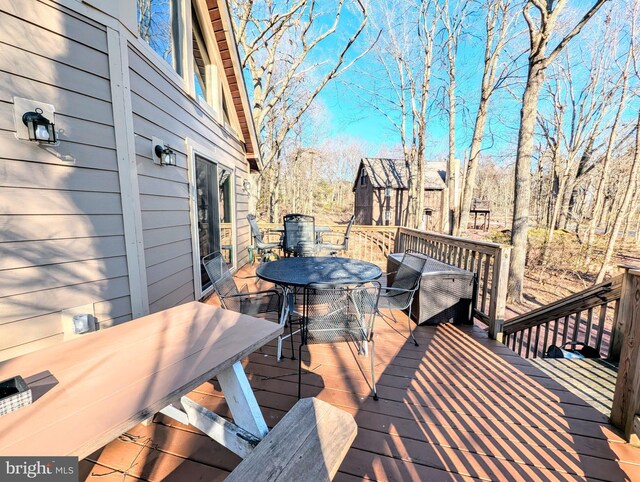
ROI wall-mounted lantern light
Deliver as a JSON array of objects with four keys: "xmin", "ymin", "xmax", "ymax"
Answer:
[
  {"xmin": 154, "ymin": 144, "xmax": 177, "ymax": 166},
  {"xmin": 22, "ymin": 108, "xmax": 56, "ymax": 143},
  {"xmin": 242, "ymin": 179, "xmax": 251, "ymax": 194}
]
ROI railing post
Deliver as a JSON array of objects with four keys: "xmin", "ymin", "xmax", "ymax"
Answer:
[
  {"xmin": 610, "ymin": 265, "xmax": 633, "ymax": 362},
  {"xmin": 611, "ymin": 268, "xmax": 640, "ymax": 446},
  {"xmin": 488, "ymin": 246, "xmax": 511, "ymax": 342}
]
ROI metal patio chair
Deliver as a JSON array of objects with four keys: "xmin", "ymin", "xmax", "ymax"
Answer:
[
  {"xmin": 247, "ymin": 214, "xmax": 281, "ymax": 263},
  {"xmin": 202, "ymin": 251, "xmax": 281, "ymax": 318},
  {"xmin": 298, "ymin": 283, "xmax": 381, "ymax": 400},
  {"xmin": 317, "ymin": 214, "xmax": 355, "ymax": 256},
  {"xmin": 377, "ymin": 251, "xmax": 427, "ymax": 346},
  {"xmin": 283, "ymin": 214, "xmax": 316, "ymax": 257}
]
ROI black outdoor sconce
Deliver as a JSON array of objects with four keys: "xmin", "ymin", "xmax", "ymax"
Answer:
[
  {"xmin": 22, "ymin": 108, "xmax": 56, "ymax": 143},
  {"xmin": 154, "ymin": 144, "xmax": 177, "ymax": 166}
]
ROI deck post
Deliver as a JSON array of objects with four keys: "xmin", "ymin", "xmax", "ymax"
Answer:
[
  {"xmin": 488, "ymin": 246, "xmax": 511, "ymax": 342},
  {"xmin": 609, "ymin": 265, "xmax": 634, "ymax": 362},
  {"xmin": 610, "ymin": 269, "xmax": 640, "ymax": 446}
]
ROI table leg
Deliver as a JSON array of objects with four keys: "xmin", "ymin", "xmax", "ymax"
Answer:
[
  {"xmin": 277, "ymin": 286, "xmax": 292, "ymax": 361},
  {"xmin": 217, "ymin": 361, "xmax": 269, "ymax": 438},
  {"xmin": 159, "ymin": 360, "xmax": 268, "ymax": 459}
]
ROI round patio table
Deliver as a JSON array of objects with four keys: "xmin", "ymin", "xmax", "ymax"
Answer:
[
  {"xmin": 256, "ymin": 256, "xmax": 382, "ymax": 359},
  {"xmin": 257, "ymin": 256, "xmax": 381, "ymax": 287}
]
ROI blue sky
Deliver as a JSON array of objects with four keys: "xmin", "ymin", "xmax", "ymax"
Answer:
[{"xmin": 292, "ymin": 0, "xmax": 631, "ymax": 166}]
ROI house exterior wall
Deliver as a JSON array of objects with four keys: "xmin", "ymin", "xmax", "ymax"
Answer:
[{"xmin": 0, "ymin": 0, "xmax": 254, "ymax": 361}]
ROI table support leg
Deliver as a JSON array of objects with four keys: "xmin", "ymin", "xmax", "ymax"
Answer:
[
  {"xmin": 217, "ymin": 361, "xmax": 269, "ymax": 439},
  {"xmin": 277, "ymin": 287, "xmax": 294, "ymax": 361}
]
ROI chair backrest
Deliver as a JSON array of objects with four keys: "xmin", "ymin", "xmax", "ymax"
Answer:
[
  {"xmin": 342, "ymin": 214, "xmax": 356, "ymax": 250},
  {"xmin": 202, "ymin": 251, "xmax": 239, "ymax": 307},
  {"xmin": 392, "ymin": 252, "xmax": 427, "ymax": 292},
  {"xmin": 302, "ymin": 284, "xmax": 380, "ymax": 344},
  {"xmin": 283, "ymin": 214, "xmax": 315, "ymax": 255},
  {"xmin": 247, "ymin": 214, "xmax": 264, "ymax": 244}
]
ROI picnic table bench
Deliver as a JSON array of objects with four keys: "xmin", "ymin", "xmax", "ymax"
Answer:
[{"xmin": 0, "ymin": 301, "xmax": 357, "ymax": 480}]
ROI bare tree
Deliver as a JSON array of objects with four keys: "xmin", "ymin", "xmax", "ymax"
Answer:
[
  {"xmin": 596, "ymin": 113, "xmax": 640, "ymax": 282},
  {"xmin": 231, "ymin": 0, "xmax": 371, "ymax": 219},
  {"xmin": 507, "ymin": 0, "xmax": 608, "ymax": 303},
  {"xmin": 456, "ymin": 0, "xmax": 519, "ymax": 235},
  {"xmin": 350, "ymin": 0, "xmax": 440, "ymax": 228},
  {"xmin": 438, "ymin": 0, "xmax": 470, "ymax": 233},
  {"xmin": 584, "ymin": 26, "xmax": 635, "ymax": 265}
]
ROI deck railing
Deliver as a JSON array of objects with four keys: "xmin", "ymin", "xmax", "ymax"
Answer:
[
  {"xmin": 394, "ymin": 227, "xmax": 511, "ymax": 340},
  {"xmin": 255, "ymin": 223, "xmax": 511, "ymax": 339},
  {"xmin": 611, "ymin": 268, "xmax": 640, "ymax": 446},
  {"xmin": 258, "ymin": 223, "xmax": 397, "ymax": 266},
  {"xmin": 502, "ymin": 274, "xmax": 624, "ymax": 359}
]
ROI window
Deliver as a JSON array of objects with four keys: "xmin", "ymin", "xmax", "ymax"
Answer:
[
  {"xmin": 192, "ymin": 6, "xmax": 208, "ymax": 103},
  {"xmin": 360, "ymin": 170, "xmax": 367, "ymax": 186},
  {"xmin": 137, "ymin": 0, "xmax": 183, "ymax": 76}
]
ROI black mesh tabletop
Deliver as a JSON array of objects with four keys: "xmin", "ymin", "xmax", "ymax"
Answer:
[{"xmin": 256, "ymin": 256, "xmax": 382, "ymax": 287}]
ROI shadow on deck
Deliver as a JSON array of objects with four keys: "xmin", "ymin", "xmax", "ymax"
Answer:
[{"xmin": 79, "ymin": 265, "xmax": 640, "ymax": 481}]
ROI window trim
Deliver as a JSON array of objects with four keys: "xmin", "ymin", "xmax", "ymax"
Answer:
[{"xmin": 186, "ymin": 138, "xmax": 238, "ymax": 300}]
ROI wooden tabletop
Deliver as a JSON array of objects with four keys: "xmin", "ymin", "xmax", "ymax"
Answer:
[{"xmin": 0, "ymin": 302, "xmax": 282, "ymax": 458}]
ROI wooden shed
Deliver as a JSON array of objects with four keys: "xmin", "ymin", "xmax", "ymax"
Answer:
[{"xmin": 353, "ymin": 158, "xmax": 448, "ymax": 229}]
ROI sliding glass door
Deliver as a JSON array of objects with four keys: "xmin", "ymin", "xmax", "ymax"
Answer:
[{"xmin": 195, "ymin": 155, "xmax": 235, "ymax": 290}]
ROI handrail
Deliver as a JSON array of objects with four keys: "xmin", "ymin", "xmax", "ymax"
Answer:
[
  {"xmin": 394, "ymin": 227, "xmax": 511, "ymax": 340},
  {"xmin": 503, "ymin": 274, "xmax": 624, "ymax": 359}
]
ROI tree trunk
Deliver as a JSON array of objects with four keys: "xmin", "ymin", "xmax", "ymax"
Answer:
[
  {"xmin": 542, "ymin": 174, "xmax": 567, "ymax": 264},
  {"xmin": 458, "ymin": 100, "xmax": 489, "ymax": 235},
  {"xmin": 446, "ymin": 60, "xmax": 456, "ymax": 235},
  {"xmin": 508, "ymin": 62, "xmax": 545, "ymax": 303},
  {"xmin": 596, "ymin": 113, "xmax": 640, "ymax": 283}
]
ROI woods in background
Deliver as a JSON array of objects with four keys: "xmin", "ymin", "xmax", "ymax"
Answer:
[{"xmin": 228, "ymin": 0, "xmax": 640, "ymax": 294}]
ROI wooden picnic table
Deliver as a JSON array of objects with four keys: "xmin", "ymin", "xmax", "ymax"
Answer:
[{"xmin": 0, "ymin": 302, "xmax": 282, "ymax": 458}]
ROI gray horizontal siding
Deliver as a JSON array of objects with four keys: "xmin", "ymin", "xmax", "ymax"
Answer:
[
  {"xmin": 128, "ymin": 38, "xmax": 254, "ymax": 307},
  {"xmin": 0, "ymin": 1, "xmax": 131, "ymax": 360}
]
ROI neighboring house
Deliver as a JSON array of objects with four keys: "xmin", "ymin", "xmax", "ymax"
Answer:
[
  {"xmin": 0, "ymin": 0, "xmax": 261, "ymax": 361},
  {"xmin": 353, "ymin": 158, "xmax": 460, "ymax": 230}
]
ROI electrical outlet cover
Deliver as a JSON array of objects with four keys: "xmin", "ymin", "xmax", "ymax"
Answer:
[{"xmin": 62, "ymin": 304, "xmax": 96, "ymax": 340}]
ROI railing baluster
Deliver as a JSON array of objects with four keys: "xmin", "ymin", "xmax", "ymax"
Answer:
[
  {"xmin": 595, "ymin": 303, "xmax": 608, "ymax": 355},
  {"xmin": 572, "ymin": 311, "xmax": 582, "ymax": 343},
  {"xmin": 481, "ymin": 253, "xmax": 491, "ymax": 313},
  {"xmin": 534, "ymin": 324, "xmax": 541, "ymax": 358},
  {"xmin": 518, "ymin": 331, "xmax": 524, "ymax": 356},
  {"xmin": 562, "ymin": 315, "xmax": 570, "ymax": 344},
  {"xmin": 542, "ymin": 321, "xmax": 550, "ymax": 357},
  {"xmin": 553, "ymin": 318, "xmax": 560, "ymax": 347},
  {"xmin": 525, "ymin": 327, "xmax": 532, "ymax": 357},
  {"xmin": 585, "ymin": 307, "xmax": 594, "ymax": 346}
]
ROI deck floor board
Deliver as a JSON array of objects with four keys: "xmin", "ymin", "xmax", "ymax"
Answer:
[{"xmin": 81, "ymin": 265, "xmax": 640, "ymax": 481}]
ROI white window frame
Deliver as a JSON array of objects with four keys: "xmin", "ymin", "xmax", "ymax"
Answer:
[
  {"xmin": 134, "ymin": 0, "xmax": 190, "ymax": 92},
  {"xmin": 186, "ymin": 138, "xmax": 238, "ymax": 300},
  {"xmin": 191, "ymin": 0, "xmax": 243, "ymax": 136}
]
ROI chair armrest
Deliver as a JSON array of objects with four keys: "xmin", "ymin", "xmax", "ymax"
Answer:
[
  {"xmin": 381, "ymin": 286, "xmax": 415, "ymax": 294},
  {"xmin": 223, "ymin": 289, "xmax": 281, "ymax": 300}
]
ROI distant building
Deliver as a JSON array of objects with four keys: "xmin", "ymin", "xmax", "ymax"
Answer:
[{"xmin": 353, "ymin": 158, "xmax": 460, "ymax": 230}]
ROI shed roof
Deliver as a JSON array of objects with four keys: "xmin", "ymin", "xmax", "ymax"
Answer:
[{"xmin": 355, "ymin": 158, "xmax": 447, "ymax": 191}]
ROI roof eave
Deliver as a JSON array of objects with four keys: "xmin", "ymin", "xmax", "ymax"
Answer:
[{"xmin": 212, "ymin": 0, "xmax": 263, "ymax": 172}]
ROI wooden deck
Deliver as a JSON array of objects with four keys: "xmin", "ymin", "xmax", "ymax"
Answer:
[
  {"xmin": 528, "ymin": 358, "xmax": 618, "ymax": 417},
  {"xmin": 77, "ymin": 270, "xmax": 640, "ymax": 481}
]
